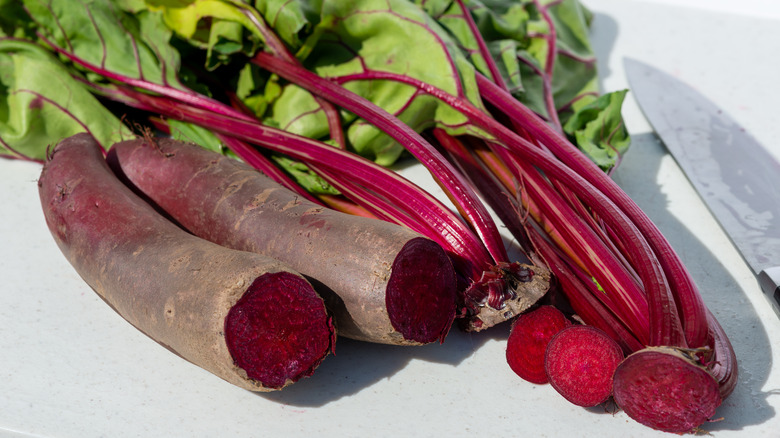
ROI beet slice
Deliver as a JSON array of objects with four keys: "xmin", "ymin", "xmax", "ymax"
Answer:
[
  {"xmin": 506, "ymin": 305, "xmax": 570, "ymax": 384},
  {"xmin": 544, "ymin": 325, "xmax": 624, "ymax": 407},
  {"xmin": 612, "ymin": 347, "xmax": 722, "ymax": 433}
]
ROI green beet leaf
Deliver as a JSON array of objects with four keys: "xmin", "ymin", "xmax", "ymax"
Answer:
[
  {"xmin": 418, "ymin": 0, "xmax": 628, "ymax": 168},
  {"xmin": 154, "ymin": 0, "xmax": 333, "ymax": 142},
  {"xmin": 252, "ymin": 0, "xmax": 322, "ymax": 49},
  {"xmin": 563, "ymin": 89, "xmax": 630, "ymax": 172},
  {"xmin": 149, "ymin": 0, "xmax": 260, "ymax": 70},
  {"xmin": 23, "ymin": 0, "xmax": 185, "ymax": 93},
  {"xmin": 422, "ymin": 0, "xmax": 598, "ymax": 119},
  {"xmin": 0, "ymin": 39, "xmax": 132, "ymax": 160},
  {"xmin": 271, "ymin": 155, "xmax": 340, "ymax": 196},
  {"xmin": 0, "ymin": 0, "xmax": 36, "ymax": 39},
  {"xmin": 167, "ymin": 119, "xmax": 225, "ymax": 153},
  {"xmin": 155, "ymin": 0, "xmax": 493, "ymax": 166},
  {"xmin": 298, "ymin": 0, "xmax": 490, "ymax": 165}
]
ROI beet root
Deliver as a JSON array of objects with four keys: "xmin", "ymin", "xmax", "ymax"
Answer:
[
  {"xmin": 506, "ymin": 305, "xmax": 570, "ymax": 384},
  {"xmin": 107, "ymin": 137, "xmax": 458, "ymax": 345},
  {"xmin": 612, "ymin": 347, "xmax": 722, "ymax": 433},
  {"xmin": 544, "ymin": 325, "xmax": 624, "ymax": 407},
  {"xmin": 38, "ymin": 133, "xmax": 335, "ymax": 391}
]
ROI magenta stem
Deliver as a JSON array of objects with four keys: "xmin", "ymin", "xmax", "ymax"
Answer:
[
  {"xmin": 476, "ymin": 74, "xmax": 707, "ymax": 348},
  {"xmin": 251, "ymin": 51, "xmax": 509, "ymax": 266}
]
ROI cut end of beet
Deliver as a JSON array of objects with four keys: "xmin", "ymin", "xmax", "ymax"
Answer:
[
  {"xmin": 506, "ymin": 305, "xmax": 570, "ymax": 384},
  {"xmin": 545, "ymin": 325, "xmax": 624, "ymax": 407},
  {"xmin": 224, "ymin": 272, "xmax": 335, "ymax": 390},
  {"xmin": 613, "ymin": 347, "xmax": 722, "ymax": 434},
  {"xmin": 385, "ymin": 237, "xmax": 458, "ymax": 344}
]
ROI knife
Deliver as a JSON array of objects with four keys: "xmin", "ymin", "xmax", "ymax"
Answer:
[{"xmin": 624, "ymin": 58, "xmax": 780, "ymax": 318}]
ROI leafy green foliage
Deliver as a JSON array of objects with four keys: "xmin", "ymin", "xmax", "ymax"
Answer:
[
  {"xmin": 1, "ymin": 0, "xmax": 630, "ymax": 172},
  {"xmin": 418, "ymin": 0, "xmax": 628, "ymax": 168},
  {"xmin": 149, "ymin": 0, "xmax": 260, "ymax": 69},
  {"xmin": 416, "ymin": 0, "xmax": 531, "ymax": 96},
  {"xmin": 156, "ymin": 0, "xmax": 493, "ymax": 165},
  {"xmin": 563, "ymin": 89, "xmax": 630, "ymax": 171},
  {"xmin": 23, "ymin": 0, "xmax": 183, "ymax": 90},
  {"xmin": 167, "ymin": 119, "xmax": 225, "ymax": 153},
  {"xmin": 0, "ymin": 0, "xmax": 36, "ymax": 38},
  {"xmin": 0, "ymin": 39, "xmax": 132, "ymax": 160},
  {"xmin": 271, "ymin": 155, "xmax": 340, "ymax": 195},
  {"xmin": 253, "ymin": 0, "xmax": 323, "ymax": 49},
  {"xmin": 302, "ymin": 0, "xmax": 490, "ymax": 165}
]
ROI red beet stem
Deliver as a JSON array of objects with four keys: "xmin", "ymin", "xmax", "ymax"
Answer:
[
  {"xmin": 224, "ymin": 272, "xmax": 335, "ymax": 390},
  {"xmin": 506, "ymin": 305, "xmax": 571, "ymax": 384},
  {"xmin": 544, "ymin": 325, "xmax": 624, "ymax": 407},
  {"xmin": 612, "ymin": 347, "xmax": 722, "ymax": 433}
]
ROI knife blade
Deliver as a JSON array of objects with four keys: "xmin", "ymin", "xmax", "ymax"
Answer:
[{"xmin": 624, "ymin": 57, "xmax": 780, "ymax": 317}]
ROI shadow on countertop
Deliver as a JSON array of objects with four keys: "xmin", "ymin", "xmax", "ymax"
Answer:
[{"xmin": 259, "ymin": 321, "xmax": 508, "ymax": 407}]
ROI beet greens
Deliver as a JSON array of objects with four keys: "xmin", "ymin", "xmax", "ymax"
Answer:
[{"xmin": 0, "ymin": 39, "xmax": 132, "ymax": 160}]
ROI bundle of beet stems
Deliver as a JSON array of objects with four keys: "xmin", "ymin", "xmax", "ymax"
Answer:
[{"xmin": 8, "ymin": 0, "xmax": 737, "ymax": 434}]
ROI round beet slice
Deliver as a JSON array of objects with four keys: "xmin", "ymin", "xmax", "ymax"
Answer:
[
  {"xmin": 545, "ymin": 325, "xmax": 624, "ymax": 407},
  {"xmin": 506, "ymin": 305, "xmax": 570, "ymax": 384}
]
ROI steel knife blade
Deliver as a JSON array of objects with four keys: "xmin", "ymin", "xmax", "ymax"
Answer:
[{"xmin": 624, "ymin": 58, "xmax": 780, "ymax": 317}]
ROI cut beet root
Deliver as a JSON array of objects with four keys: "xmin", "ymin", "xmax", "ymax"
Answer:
[
  {"xmin": 612, "ymin": 347, "xmax": 722, "ymax": 433},
  {"xmin": 545, "ymin": 325, "xmax": 624, "ymax": 407},
  {"xmin": 385, "ymin": 237, "xmax": 458, "ymax": 343},
  {"xmin": 506, "ymin": 305, "xmax": 570, "ymax": 384},
  {"xmin": 225, "ymin": 272, "xmax": 335, "ymax": 389}
]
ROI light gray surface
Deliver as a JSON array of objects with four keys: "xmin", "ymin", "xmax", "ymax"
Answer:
[{"xmin": 2, "ymin": 1, "xmax": 780, "ymax": 436}]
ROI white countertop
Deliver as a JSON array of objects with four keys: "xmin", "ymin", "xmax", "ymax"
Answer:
[{"xmin": 2, "ymin": 1, "xmax": 780, "ymax": 436}]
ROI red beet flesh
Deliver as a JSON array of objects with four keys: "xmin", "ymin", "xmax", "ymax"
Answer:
[
  {"xmin": 612, "ymin": 347, "xmax": 722, "ymax": 433},
  {"xmin": 225, "ymin": 272, "xmax": 335, "ymax": 389},
  {"xmin": 545, "ymin": 325, "xmax": 624, "ymax": 407},
  {"xmin": 385, "ymin": 237, "xmax": 458, "ymax": 344},
  {"xmin": 506, "ymin": 305, "xmax": 570, "ymax": 384}
]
